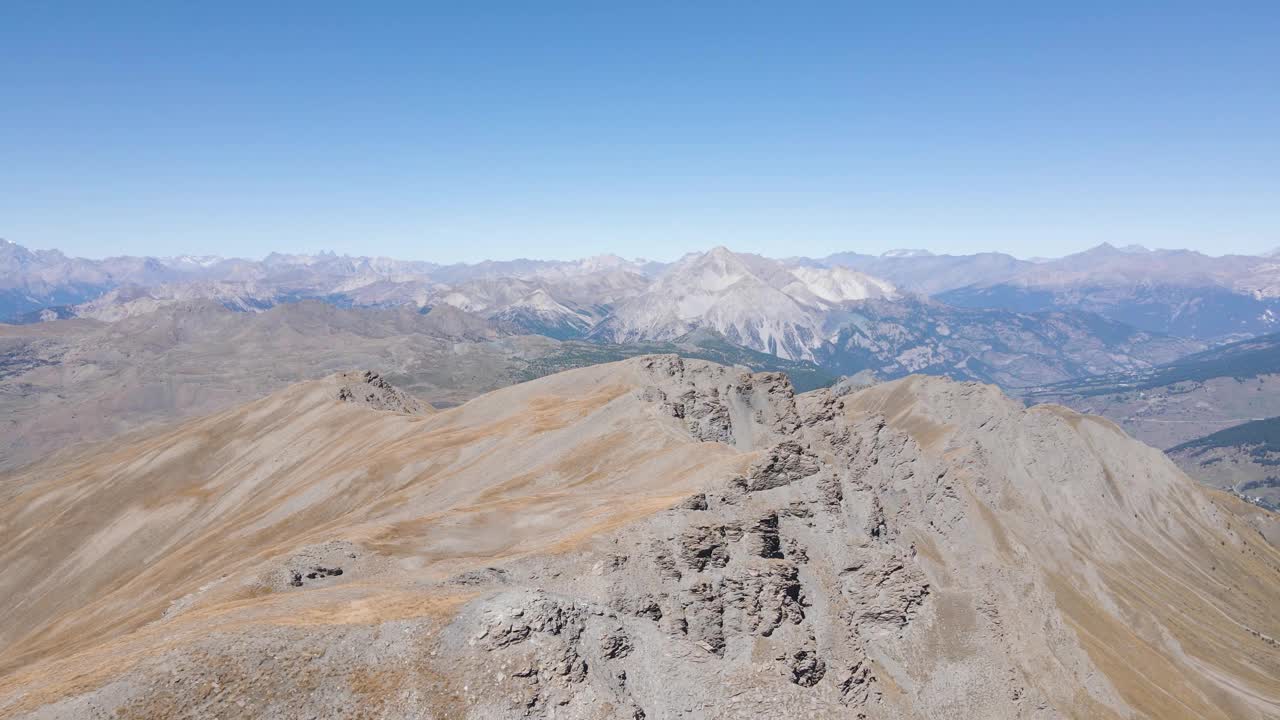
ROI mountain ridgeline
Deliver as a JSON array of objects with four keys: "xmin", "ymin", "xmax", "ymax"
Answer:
[
  {"xmin": 3, "ymin": 240, "xmax": 1237, "ymax": 391},
  {"xmin": 1, "ymin": 358, "xmax": 1276, "ymax": 718}
]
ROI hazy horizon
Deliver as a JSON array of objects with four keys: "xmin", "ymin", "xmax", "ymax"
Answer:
[{"xmin": 6, "ymin": 235, "xmax": 1278, "ymax": 266}]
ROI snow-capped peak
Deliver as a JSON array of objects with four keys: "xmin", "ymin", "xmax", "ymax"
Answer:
[
  {"xmin": 166, "ymin": 254, "xmax": 225, "ymax": 268},
  {"xmin": 576, "ymin": 254, "xmax": 631, "ymax": 271},
  {"xmin": 593, "ymin": 247, "xmax": 898, "ymax": 361},
  {"xmin": 670, "ymin": 246, "xmax": 757, "ymax": 294},
  {"xmin": 786, "ymin": 266, "xmax": 896, "ymax": 304}
]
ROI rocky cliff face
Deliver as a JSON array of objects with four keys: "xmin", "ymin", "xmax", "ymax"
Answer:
[{"xmin": 1, "ymin": 358, "xmax": 1277, "ymax": 719}]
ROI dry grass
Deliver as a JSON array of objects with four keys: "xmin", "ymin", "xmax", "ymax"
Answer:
[{"xmin": 0, "ymin": 363, "xmax": 751, "ymax": 712}]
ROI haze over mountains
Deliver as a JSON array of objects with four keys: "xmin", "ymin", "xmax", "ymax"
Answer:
[
  {"xmin": 6, "ymin": 239, "xmax": 1253, "ymax": 378},
  {"xmin": 9, "ymin": 239, "xmax": 1280, "ymax": 337},
  {"xmin": 936, "ymin": 243, "xmax": 1280, "ymax": 340}
]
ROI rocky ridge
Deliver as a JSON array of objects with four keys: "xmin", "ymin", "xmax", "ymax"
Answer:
[
  {"xmin": 0, "ymin": 357, "xmax": 1277, "ymax": 718},
  {"xmin": 335, "ymin": 370, "xmax": 431, "ymax": 415}
]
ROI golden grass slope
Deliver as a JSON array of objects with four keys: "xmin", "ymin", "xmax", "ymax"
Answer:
[{"xmin": 0, "ymin": 359, "xmax": 753, "ymax": 705}]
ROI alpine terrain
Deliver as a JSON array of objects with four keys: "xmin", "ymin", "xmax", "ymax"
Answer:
[
  {"xmin": 3, "ymin": 240, "xmax": 1204, "ymax": 390},
  {"xmin": 1, "ymin": 358, "xmax": 1277, "ymax": 718},
  {"xmin": 8, "ymin": 4, "xmax": 1279, "ymax": 718}
]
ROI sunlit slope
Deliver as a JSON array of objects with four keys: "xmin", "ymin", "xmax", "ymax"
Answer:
[{"xmin": 0, "ymin": 357, "xmax": 1276, "ymax": 718}]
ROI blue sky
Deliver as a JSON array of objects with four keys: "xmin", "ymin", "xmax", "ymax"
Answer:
[{"xmin": 2, "ymin": 2, "xmax": 1277, "ymax": 262}]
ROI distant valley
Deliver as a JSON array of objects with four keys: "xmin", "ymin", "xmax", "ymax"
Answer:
[{"xmin": 1027, "ymin": 332, "xmax": 1280, "ymax": 508}]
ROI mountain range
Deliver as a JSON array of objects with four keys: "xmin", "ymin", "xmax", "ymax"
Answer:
[
  {"xmin": 2, "ymin": 240, "xmax": 1228, "ymax": 383},
  {"xmin": 13, "ymin": 239, "xmax": 1279, "ymax": 344},
  {"xmin": 13, "ymin": 237, "xmax": 1276, "ymax": 473},
  {"xmin": 933, "ymin": 244, "xmax": 1280, "ymax": 340},
  {"xmin": 4, "ymin": 238, "xmax": 1280, "ymax": 717}
]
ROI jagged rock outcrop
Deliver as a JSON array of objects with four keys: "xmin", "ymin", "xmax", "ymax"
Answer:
[
  {"xmin": 334, "ymin": 369, "xmax": 430, "ymax": 414},
  {"xmin": 635, "ymin": 354, "xmax": 800, "ymax": 449},
  {"xmin": 434, "ymin": 364, "xmax": 1280, "ymax": 719},
  {"xmin": 1, "ymin": 357, "xmax": 1277, "ymax": 719}
]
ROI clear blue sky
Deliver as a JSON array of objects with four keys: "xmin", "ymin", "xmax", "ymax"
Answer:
[{"xmin": 2, "ymin": 2, "xmax": 1277, "ymax": 262}]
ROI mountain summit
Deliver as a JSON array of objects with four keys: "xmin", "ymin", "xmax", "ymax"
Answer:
[
  {"xmin": 593, "ymin": 247, "xmax": 895, "ymax": 360},
  {"xmin": 1, "ymin": 358, "xmax": 1276, "ymax": 718}
]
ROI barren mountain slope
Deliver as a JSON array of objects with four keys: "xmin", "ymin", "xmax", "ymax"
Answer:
[
  {"xmin": 0, "ymin": 300, "xmax": 552, "ymax": 471},
  {"xmin": 0, "ymin": 302, "xmax": 833, "ymax": 473},
  {"xmin": 1, "ymin": 358, "xmax": 1277, "ymax": 719}
]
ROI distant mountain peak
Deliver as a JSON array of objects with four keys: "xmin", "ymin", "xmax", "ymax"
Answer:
[
  {"xmin": 880, "ymin": 248, "xmax": 934, "ymax": 258},
  {"xmin": 579, "ymin": 253, "xmax": 628, "ymax": 267},
  {"xmin": 1080, "ymin": 242, "xmax": 1151, "ymax": 255},
  {"xmin": 591, "ymin": 248, "xmax": 898, "ymax": 361},
  {"xmin": 1084, "ymin": 242, "xmax": 1121, "ymax": 254}
]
